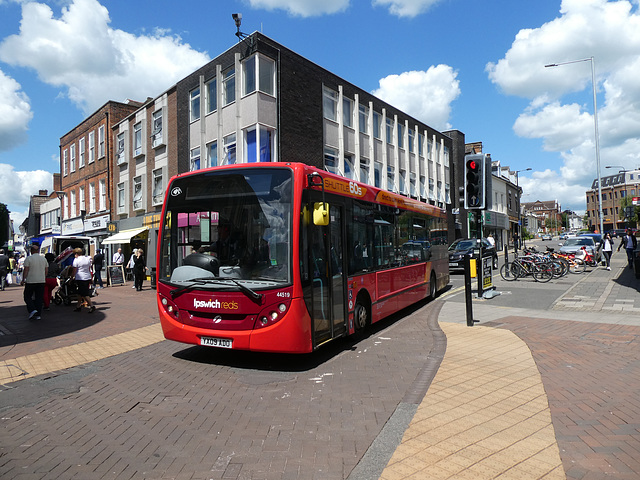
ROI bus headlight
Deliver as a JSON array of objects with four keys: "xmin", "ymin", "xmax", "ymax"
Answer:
[{"xmin": 160, "ymin": 295, "xmax": 179, "ymax": 319}]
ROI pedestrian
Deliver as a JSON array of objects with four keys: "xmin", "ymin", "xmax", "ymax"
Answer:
[
  {"xmin": 133, "ymin": 248, "xmax": 146, "ymax": 291},
  {"xmin": 127, "ymin": 248, "xmax": 138, "ymax": 288},
  {"xmin": 486, "ymin": 233, "xmax": 495, "ymax": 248},
  {"xmin": 21, "ymin": 244, "xmax": 48, "ymax": 320},
  {"xmin": 16, "ymin": 253, "xmax": 25, "ymax": 284},
  {"xmin": 0, "ymin": 248, "xmax": 9, "ymax": 290},
  {"xmin": 43, "ymin": 252, "xmax": 60, "ymax": 309},
  {"xmin": 71, "ymin": 248, "xmax": 95, "ymax": 313},
  {"xmin": 617, "ymin": 229, "xmax": 638, "ymax": 269},
  {"xmin": 600, "ymin": 232, "xmax": 613, "ymax": 271},
  {"xmin": 112, "ymin": 247, "xmax": 124, "ymax": 265},
  {"xmin": 93, "ymin": 249, "xmax": 104, "ymax": 288},
  {"xmin": 8, "ymin": 254, "xmax": 16, "ymax": 285}
]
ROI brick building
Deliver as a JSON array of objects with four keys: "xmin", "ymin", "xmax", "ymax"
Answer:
[
  {"xmin": 586, "ymin": 168, "xmax": 640, "ymax": 231},
  {"xmin": 59, "ymin": 100, "xmax": 144, "ymax": 250}
]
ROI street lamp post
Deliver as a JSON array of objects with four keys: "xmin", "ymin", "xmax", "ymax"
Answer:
[
  {"xmin": 515, "ymin": 168, "xmax": 531, "ymax": 246},
  {"xmin": 605, "ymin": 165, "xmax": 627, "ymax": 229},
  {"xmin": 545, "ymin": 57, "xmax": 603, "ymax": 234}
]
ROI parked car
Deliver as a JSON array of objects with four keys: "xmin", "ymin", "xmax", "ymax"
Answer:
[
  {"xmin": 559, "ymin": 236, "xmax": 600, "ymax": 262},
  {"xmin": 448, "ymin": 238, "xmax": 498, "ymax": 272},
  {"xmin": 608, "ymin": 229, "xmax": 626, "ymax": 238},
  {"xmin": 541, "ymin": 234, "xmax": 552, "ymax": 241}
]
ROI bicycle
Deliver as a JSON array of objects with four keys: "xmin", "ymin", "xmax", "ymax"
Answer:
[{"xmin": 499, "ymin": 255, "xmax": 554, "ymax": 282}]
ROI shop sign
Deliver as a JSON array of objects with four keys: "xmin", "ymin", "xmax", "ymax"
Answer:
[{"xmin": 84, "ymin": 214, "xmax": 110, "ymax": 232}]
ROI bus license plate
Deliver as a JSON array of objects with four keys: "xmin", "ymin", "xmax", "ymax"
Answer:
[{"xmin": 200, "ymin": 336, "xmax": 233, "ymax": 349}]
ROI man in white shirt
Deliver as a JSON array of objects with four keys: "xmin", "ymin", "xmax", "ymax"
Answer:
[
  {"xmin": 112, "ymin": 248, "xmax": 124, "ymax": 265},
  {"xmin": 22, "ymin": 244, "xmax": 48, "ymax": 320}
]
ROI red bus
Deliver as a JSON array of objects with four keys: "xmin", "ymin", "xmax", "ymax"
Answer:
[{"xmin": 157, "ymin": 162, "xmax": 449, "ymax": 353}]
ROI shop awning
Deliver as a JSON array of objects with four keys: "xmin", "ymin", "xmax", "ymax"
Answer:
[{"xmin": 101, "ymin": 227, "xmax": 149, "ymax": 245}]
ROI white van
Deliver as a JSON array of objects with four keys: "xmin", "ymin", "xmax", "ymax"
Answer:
[{"xmin": 40, "ymin": 236, "xmax": 93, "ymax": 267}]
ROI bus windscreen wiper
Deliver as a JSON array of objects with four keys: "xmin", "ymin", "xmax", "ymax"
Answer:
[{"xmin": 170, "ymin": 277, "xmax": 264, "ymax": 304}]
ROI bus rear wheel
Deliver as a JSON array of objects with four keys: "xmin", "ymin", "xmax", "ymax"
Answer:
[{"xmin": 429, "ymin": 273, "xmax": 437, "ymax": 300}]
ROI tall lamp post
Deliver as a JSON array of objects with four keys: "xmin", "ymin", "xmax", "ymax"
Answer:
[
  {"xmin": 515, "ymin": 168, "xmax": 531, "ymax": 245},
  {"xmin": 605, "ymin": 165, "xmax": 627, "ymax": 229},
  {"xmin": 545, "ymin": 57, "xmax": 603, "ymax": 234}
]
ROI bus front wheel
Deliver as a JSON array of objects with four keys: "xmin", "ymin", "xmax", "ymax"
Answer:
[{"xmin": 353, "ymin": 298, "xmax": 369, "ymax": 337}]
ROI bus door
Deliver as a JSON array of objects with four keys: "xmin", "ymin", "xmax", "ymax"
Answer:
[{"xmin": 309, "ymin": 204, "xmax": 346, "ymax": 347}]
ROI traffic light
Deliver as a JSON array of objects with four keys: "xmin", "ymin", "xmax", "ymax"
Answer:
[{"xmin": 464, "ymin": 154, "xmax": 485, "ymax": 209}]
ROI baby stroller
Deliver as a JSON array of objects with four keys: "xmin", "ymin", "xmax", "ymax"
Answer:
[{"xmin": 53, "ymin": 265, "xmax": 96, "ymax": 306}]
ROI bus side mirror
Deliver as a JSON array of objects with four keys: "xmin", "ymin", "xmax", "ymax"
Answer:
[{"xmin": 313, "ymin": 202, "xmax": 329, "ymax": 226}]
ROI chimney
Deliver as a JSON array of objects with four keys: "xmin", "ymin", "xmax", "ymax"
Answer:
[{"xmin": 39, "ymin": 189, "xmax": 48, "ymax": 196}]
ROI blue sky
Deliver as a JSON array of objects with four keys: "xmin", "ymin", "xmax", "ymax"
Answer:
[{"xmin": 1, "ymin": 0, "xmax": 639, "ymax": 225}]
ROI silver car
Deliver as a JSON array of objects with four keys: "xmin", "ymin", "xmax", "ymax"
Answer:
[{"xmin": 559, "ymin": 237, "xmax": 599, "ymax": 261}]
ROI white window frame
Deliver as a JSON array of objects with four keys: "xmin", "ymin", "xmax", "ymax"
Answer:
[
  {"xmin": 244, "ymin": 125, "xmax": 276, "ymax": 163},
  {"xmin": 99, "ymin": 179, "xmax": 106, "ymax": 211},
  {"xmin": 133, "ymin": 122, "xmax": 143, "ymax": 157},
  {"xmin": 359, "ymin": 104, "xmax": 369, "ymax": 134},
  {"xmin": 190, "ymin": 146, "xmax": 201, "ymax": 171},
  {"xmin": 258, "ymin": 55, "xmax": 275, "ymax": 96},
  {"xmin": 116, "ymin": 132, "xmax": 125, "ymax": 165},
  {"xmin": 132, "ymin": 176, "xmax": 144, "ymax": 211},
  {"xmin": 63, "ymin": 149, "xmax": 68, "ymax": 176},
  {"xmin": 222, "ymin": 68, "xmax": 236, "ymax": 106},
  {"xmin": 222, "ymin": 134, "xmax": 236, "ymax": 165},
  {"xmin": 243, "ymin": 56, "xmax": 256, "ymax": 96},
  {"xmin": 79, "ymin": 137, "xmax": 85, "ymax": 168},
  {"xmin": 88, "ymin": 131, "xmax": 95, "ymax": 163},
  {"xmin": 89, "ymin": 182, "xmax": 96, "ymax": 213},
  {"xmin": 152, "ymin": 110, "xmax": 164, "ymax": 148},
  {"xmin": 152, "ymin": 168, "xmax": 164, "ymax": 205},
  {"xmin": 373, "ymin": 111, "xmax": 381, "ymax": 140},
  {"xmin": 70, "ymin": 144, "xmax": 76, "ymax": 172},
  {"xmin": 70, "ymin": 190, "xmax": 77, "ymax": 217},
  {"xmin": 190, "ymin": 87, "xmax": 201, "ymax": 122},
  {"xmin": 205, "ymin": 78, "xmax": 217, "ymax": 114},
  {"xmin": 117, "ymin": 182, "xmax": 126, "ymax": 214},
  {"xmin": 79, "ymin": 186, "xmax": 85, "ymax": 213},
  {"xmin": 323, "ymin": 86, "xmax": 338, "ymax": 122},
  {"xmin": 98, "ymin": 125, "xmax": 105, "ymax": 158},
  {"xmin": 207, "ymin": 141, "xmax": 218, "ymax": 168},
  {"xmin": 343, "ymin": 97, "xmax": 353, "ymax": 128}
]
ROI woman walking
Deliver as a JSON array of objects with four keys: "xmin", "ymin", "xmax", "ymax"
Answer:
[
  {"xmin": 71, "ymin": 248, "xmax": 95, "ymax": 313},
  {"xmin": 133, "ymin": 248, "xmax": 146, "ymax": 291},
  {"xmin": 600, "ymin": 232, "xmax": 614, "ymax": 271}
]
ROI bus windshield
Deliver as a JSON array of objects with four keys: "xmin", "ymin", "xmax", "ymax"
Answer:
[{"xmin": 159, "ymin": 167, "xmax": 292, "ymax": 287}]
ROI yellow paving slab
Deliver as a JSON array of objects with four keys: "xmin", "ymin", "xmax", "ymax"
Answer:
[
  {"xmin": 380, "ymin": 322, "xmax": 565, "ymax": 480},
  {"xmin": 0, "ymin": 324, "xmax": 165, "ymax": 385}
]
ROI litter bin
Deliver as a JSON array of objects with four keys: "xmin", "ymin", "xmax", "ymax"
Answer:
[{"xmin": 150, "ymin": 268, "xmax": 157, "ymax": 289}]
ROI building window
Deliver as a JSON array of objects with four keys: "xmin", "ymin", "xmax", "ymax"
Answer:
[
  {"xmin": 387, "ymin": 166, "xmax": 395, "ymax": 192},
  {"xmin": 70, "ymin": 144, "xmax": 76, "ymax": 172},
  {"xmin": 397, "ymin": 123, "xmax": 404, "ymax": 149},
  {"xmin": 116, "ymin": 132, "xmax": 125, "ymax": 164},
  {"xmin": 243, "ymin": 56, "xmax": 256, "ymax": 95},
  {"xmin": 152, "ymin": 110, "xmax": 163, "ymax": 147},
  {"xmin": 343, "ymin": 97, "xmax": 353, "ymax": 128},
  {"xmin": 621, "ymin": 190, "xmax": 626, "ymax": 198},
  {"xmin": 70, "ymin": 190, "xmax": 77, "ymax": 217},
  {"xmin": 258, "ymin": 55, "xmax": 275, "ymax": 96},
  {"xmin": 79, "ymin": 186, "xmax": 85, "ymax": 213},
  {"xmin": 324, "ymin": 147, "xmax": 338, "ymax": 175},
  {"xmin": 223, "ymin": 134, "xmax": 236, "ymax": 165},
  {"xmin": 386, "ymin": 118, "xmax": 393, "ymax": 144},
  {"xmin": 360, "ymin": 158, "xmax": 370, "ymax": 184},
  {"xmin": 222, "ymin": 68, "xmax": 235, "ymax": 106},
  {"xmin": 89, "ymin": 182, "xmax": 96, "ymax": 213},
  {"xmin": 373, "ymin": 111, "xmax": 381, "ymax": 139},
  {"xmin": 152, "ymin": 169, "xmax": 164, "ymax": 205},
  {"xmin": 79, "ymin": 137, "xmax": 85, "ymax": 168},
  {"xmin": 63, "ymin": 149, "xmax": 68, "ymax": 176},
  {"xmin": 99, "ymin": 179, "xmax": 106, "ymax": 211},
  {"xmin": 117, "ymin": 182, "xmax": 125, "ymax": 213},
  {"xmin": 410, "ymin": 173, "xmax": 417, "ymax": 197},
  {"xmin": 408, "ymin": 129, "xmax": 415, "ymax": 153},
  {"xmin": 63, "ymin": 196, "xmax": 68, "ymax": 220},
  {"xmin": 208, "ymin": 141, "xmax": 217, "ymax": 168},
  {"xmin": 190, "ymin": 87, "xmax": 201, "ymax": 122},
  {"xmin": 399, "ymin": 170, "xmax": 407, "ymax": 194},
  {"xmin": 88, "ymin": 131, "xmax": 95, "ymax": 163},
  {"xmin": 190, "ymin": 146, "xmax": 201, "ymax": 171},
  {"xmin": 206, "ymin": 78, "xmax": 217, "ymax": 114},
  {"xmin": 374, "ymin": 162, "xmax": 382, "ymax": 188},
  {"xmin": 133, "ymin": 176, "xmax": 143, "ymax": 211},
  {"xmin": 359, "ymin": 104, "xmax": 369, "ymax": 134},
  {"xmin": 133, "ymin": 122, "xmax": 143, "ymax": 157},
  {"xmin": 418, "ymin": 133, "xmax": 424, "ymax": 156},
  {"xmin": 245, "ymin": 125, "xmax": 275, "ymax": 163},
  {"xmin": 323, "ymin": 87, "xmax": 337, "ymax": 121},
  {"xmin": 98, "ymin": 125, "xmax": 105, "ymax": 158}
]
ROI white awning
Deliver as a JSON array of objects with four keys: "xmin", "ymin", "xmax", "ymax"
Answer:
[{"xmin": 101, "ymin": 227, "xmax": 149, "ymax": 245}]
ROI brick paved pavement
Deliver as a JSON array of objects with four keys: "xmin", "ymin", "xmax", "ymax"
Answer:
[{"xmin": 0, "ymin": 248, "xmax": 639, "ymax": 479}]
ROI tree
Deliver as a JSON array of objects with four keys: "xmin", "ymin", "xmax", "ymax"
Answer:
[{"xmin": 0, "ymin": 203, "xmax": 10, "ymax": 248}]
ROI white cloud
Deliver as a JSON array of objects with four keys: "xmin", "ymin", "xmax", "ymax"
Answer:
[
  {"xmin": 0, "ymin": 162, "xmax": 52, "ymax": 225},
  {"xmin": 372, "ymin": 0, "xmax": 442, "ymax": 17},
  {"xmin": 246, "ymin": 0, "xmax": 349, "ymax": 16},
  {"xmin": 486, "ymin": 0, "xmax": 640, "ymax": 212},
  {"xmin": 372, "ymin": 66, "xmax": 460, "ymax": 131},
  {"xmin": 0, "ymin": 68, "xmax": 32, "ymax": 152},
  {"xmin": 0, "ymin": 0, "xmax": 210, "ymax": 114}
]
